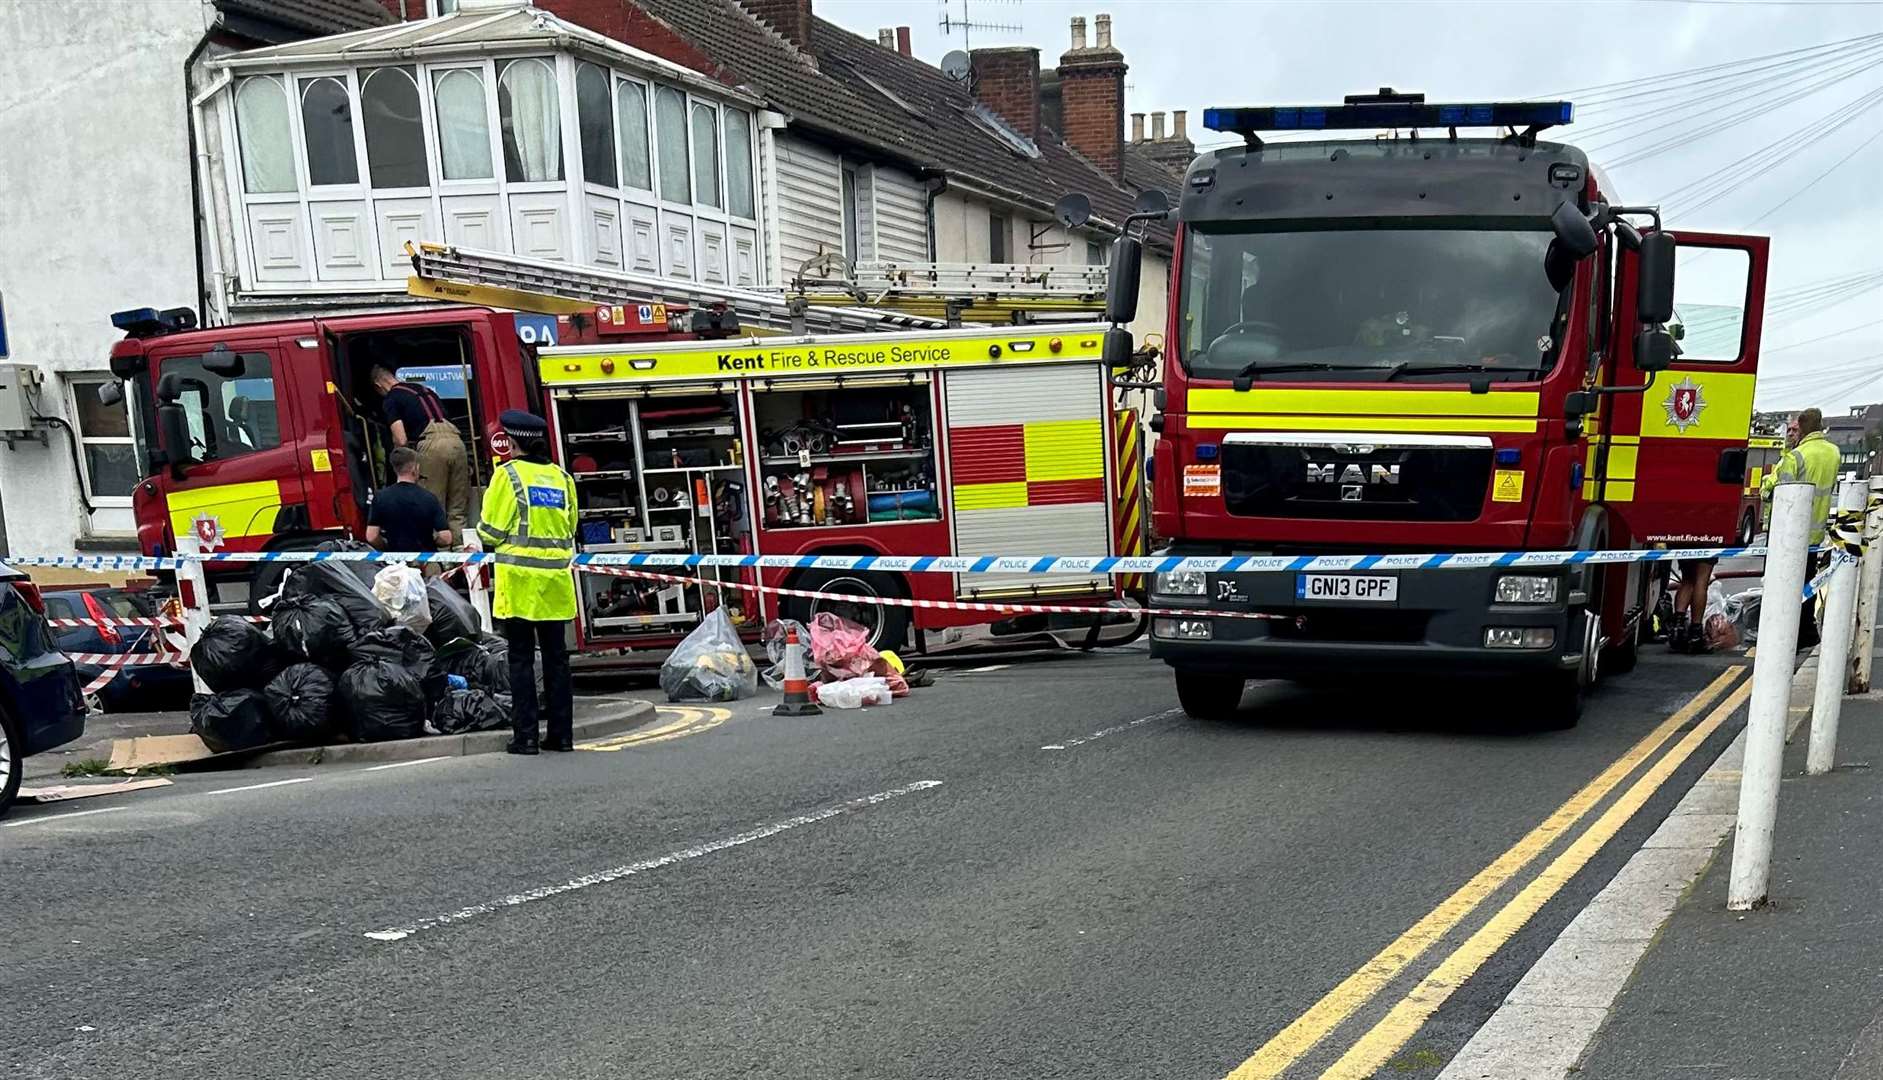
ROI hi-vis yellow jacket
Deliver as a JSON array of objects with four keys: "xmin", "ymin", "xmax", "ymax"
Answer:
[
  {"xmin": 1760, "ymin": 431, "xmax": 1841, "ymax": 545},
  {"xmin": 477, "ymin": 457, "xmax": 579, "ymax": 621}
]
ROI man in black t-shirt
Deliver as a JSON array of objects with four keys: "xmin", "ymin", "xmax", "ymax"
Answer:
[
  {"xmin": 372, "ymin": 364, "xmax": 470, "ymax": 535},
  {"xmin": 367, "ymin": 447, "xmax": 453, "ymax": 555}
]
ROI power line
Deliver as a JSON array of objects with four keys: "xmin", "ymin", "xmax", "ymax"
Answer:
[
  {"xmin": 1763, "ymin": 316, "xmax": 1883, "ymax": 353},
  {"xmin": 1735, "ymin": 127, "xmax": 1883, "ymax": 228},
  {"xmin": 1552, "ymin": 31, "xmax": 1883, "ymax": 98},
  {"xmin": 1662, "ymin": 87, "xmax": 1883, "ymax": 216}
]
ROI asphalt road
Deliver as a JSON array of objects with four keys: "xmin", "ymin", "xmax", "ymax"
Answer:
[{"xmin": 2, "ymin": 641, "xmax": 1750, "ymax": 1079}]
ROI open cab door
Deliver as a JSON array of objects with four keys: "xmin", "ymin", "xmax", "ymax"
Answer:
[{"xmin": 1605, "ymin": 231, "xmax": 1769, "ymax": 546}]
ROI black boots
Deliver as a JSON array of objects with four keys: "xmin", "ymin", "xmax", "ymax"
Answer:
[
  {"xmin": 542, "ymin": 736, "xmax": 575, "ymax": 752},
  {"xmin": 506, "ymin": 735, "xmax": 539, "ymax": 755}
]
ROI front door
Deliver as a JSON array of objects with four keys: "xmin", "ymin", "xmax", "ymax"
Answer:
[
  {"xmin": 1605, "ymin": 231, "xmax": 1769, "ymax": 545},
  {"xmin": 147, "ymin": 342, "xmax": 305, "ymax": 556}
]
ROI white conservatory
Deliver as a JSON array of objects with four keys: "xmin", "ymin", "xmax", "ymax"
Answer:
[{"xmin": 199, "ymin": 1, "xmax": 768, "ymax": 317}]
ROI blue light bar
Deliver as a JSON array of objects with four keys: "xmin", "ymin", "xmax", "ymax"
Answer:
[
  {"xmin": 110, "ymin": 306, "xmax": 196, "ymax": 337},
  {"xmin": 1204, "ymin": 100, "xmax": 1573, "ymax": 137},
  {"xmin": 111, "ymin": 307, "xmax": 161, "ymax": 332}
]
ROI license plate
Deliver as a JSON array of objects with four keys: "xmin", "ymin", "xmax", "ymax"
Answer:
[{"xmin": 1296, "ymin": 574, "xmax": 1399, "ymax": 603}]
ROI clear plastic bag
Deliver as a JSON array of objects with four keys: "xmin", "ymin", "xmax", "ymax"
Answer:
[
  {"xmin": 760, "ymin": 618, "xmax": 810, "ymax": 689},
  {"xmin": 1703, "ymin": 581, "xmax": 1739, "ymax": 651},
  {"xmin": 814, "ymin": 676, "xmax": 893, "ymax": 709},
  {"xmin": 372, "ymin": 562, "xmax": 432, "ymax": 634},
  {"xmin": 1725, "ymin": 587, "xmax": 1763, "ymax": 646},
  {"xmin": 660, "ymin": 607, "xmax": 757, "ymax": 702}
]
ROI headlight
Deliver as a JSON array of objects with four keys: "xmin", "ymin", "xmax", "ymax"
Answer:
[
  {"xmin": 1154, "ymin": 569, "xmax": 1207, "ymax": 596},
  {"xmin": 1495, "ymin": 575, "xmax": 1560, "ymax": 604}
]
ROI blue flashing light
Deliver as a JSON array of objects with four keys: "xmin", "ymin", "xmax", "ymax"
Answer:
[
  {"xmin": 111, "ymin": 307, "xmax": 160, "ymax": 332},
  {"xmin": 1495, "ymin": 448, "xmax": 1522, "ymax": 466},
  {"xmin": 1195, "ymin": 442, "xmax": 1220, "ymax": 461},
  {"xmin": 1570, "ymin": 462, "xmax": 1584, "ymax": 491},
  {"xmin": 1204, "ymin": 100, "xmax": 1573, "ymax": 138}
]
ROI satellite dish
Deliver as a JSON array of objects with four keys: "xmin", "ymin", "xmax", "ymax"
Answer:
[
  {"xmin": 1054, "ymin": 193, "xmax": 1092, "ymax": 229},
  {"xmin": 941, "ymin": 50, "xmax": 972, "ymax": 83}
]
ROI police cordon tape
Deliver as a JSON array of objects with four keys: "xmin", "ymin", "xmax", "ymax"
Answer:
[
  {"xmin": 1802, "ymin": 554, "xmax": 1857, "ymax": 601},
  {"xmin": 5, "ymin": 543, "xmax": 1788, "ymax": 576},
  {"xmin": 581, "ymin": 564, "xmax": 1279, "ymax": 622}
]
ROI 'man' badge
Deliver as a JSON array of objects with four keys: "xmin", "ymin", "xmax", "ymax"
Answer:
[
  {"xmin": 527, "ymin": 486, "xmax": 567, "ymax": 509},
  {"xmin": 1663, "ymin": 376, "xmax": 1707, "ymax": 432}
]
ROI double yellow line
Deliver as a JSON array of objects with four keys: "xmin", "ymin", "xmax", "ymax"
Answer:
[
  {"xmin": 576, "ymin": 706, "xmax": 729, "ymax": 752},
  {"xmin": 1227, "ymin": 664, "xmax": 1750, "ymax": 1080}
]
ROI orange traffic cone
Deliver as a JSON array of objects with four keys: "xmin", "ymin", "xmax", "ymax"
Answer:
[{"xmin": 773, "ymin": 627, "xmax": 822, "ymax": 716}]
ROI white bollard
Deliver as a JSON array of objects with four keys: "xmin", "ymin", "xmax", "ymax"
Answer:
[
  {"xmin": 1851, "ymin": 476, "xmax": 1883, "ymax": 695},
  {"xmin": 175, "ymin": 532, "xmax": 213, "ymax": 695},
  {"xmin": 1806, "ymin": 479, "xmax": 1867, "ymax": 775},
  {"xmin": 1729, "ymin": 480, "xmax": 1816, "ymax": 910}
]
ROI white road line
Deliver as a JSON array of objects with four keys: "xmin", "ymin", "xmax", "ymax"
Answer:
[
  {"xmin": 361, "ymin": 756, "xmax": 451, "ymax": 772},
  {"xmin": 964, "ymin": 663, "xmax": 1011, "ymax": 673},
  {"xmin": 204, "ymin": 777, "xmax": 313, "ymax": 796},
  {"xmin": 364, "ymin": 779, "xmax": 946, "ymax": 942},
  {"xmin": 2, "ymin": 806, "xmax": 128, "ymax": 828},
  {"xmin": 1040, "ymin": 708, "xmax": 1182, "ymax": 751}
]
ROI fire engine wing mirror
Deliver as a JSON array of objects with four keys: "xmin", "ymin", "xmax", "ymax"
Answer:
[
  {"xmin": 156, "ymin": 402, "xmax": 193, "ymax": 477},
  {"xmin": 203, "ymin": 344, "xmax": 245, "ymax": 378},
  {"xmin": 1103, "ymin": 327, "xmax": 1136, "ymax": 371},
  {"xmin": 1054, "ymin": 193, "xmax": 1092, "ymax": 229},
  {"xmin": 1635, "ymin": 327, "xmax": 1675, "ymax": 373},
  {"xmin": 1550, "ymin": 201, "xmax": 1599, "ymax": 261},
  {"xmin": 1106, "ymin": 235, "xmax": 1143, "ymax": 324},
  {"xmin": 96, "ymin": 381, "xmax": 124, "ymax": 409},
  {"xmin": 1636, "ymin": 232, "xmax": 1677, "ymax": 324}
]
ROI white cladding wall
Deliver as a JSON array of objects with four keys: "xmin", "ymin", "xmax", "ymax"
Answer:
[
  {"xmin": 0, "ymin": 0, "xmax": 206, "ymax": 554},
  {"xmin": 771, "ymin": 134, "xmax": 843, "ymax": 279},
  {"xmin": 869, "ymin": 165, "xmax": 930, "ymax": 264}
]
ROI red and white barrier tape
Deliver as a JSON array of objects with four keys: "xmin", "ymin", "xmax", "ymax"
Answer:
[
  {"xmin": 46, "ymin": 614, "xmax": 267, "ymax": 628},
  {"xmin": 71, "ymin": 652, "xmax": 189, "ymax": 696},
  {"xmin": 582, "ymin": 565, "xmax": 1284, "ymax": 622}
]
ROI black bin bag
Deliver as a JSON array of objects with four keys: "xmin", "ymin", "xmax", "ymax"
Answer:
[
  {"xmin": 189, "ymin": 690, "xmax": 274, "ymax": 754},
  {"xmin": 191, "ymin": 616, "xmax": 279, "ymax": 693},
  {"xmin": 282, "ymin": 558, "xmax": 391, "ymax": 634},
  {"xmin": 433, "ymin": 688, "xmax": 510, "ymax": 734},
  {"xmin": 272, "ymin": 593, "xmax": 357, "ymax": 667},
  {"xmin": 425, "ymin": 578, "xmax": 480, "ymax": 647},
  {"xmin": 264, "ymin": 663, "xmax": 339, "ymax": 744},
  {"xmin": 339, "ymin": 660, "xmax": 426, "ymax": 742}
]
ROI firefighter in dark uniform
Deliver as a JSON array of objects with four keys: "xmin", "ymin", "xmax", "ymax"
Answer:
[{"xmin": 476, "ymin": 410, "xmax": 578, "ymax": 755}]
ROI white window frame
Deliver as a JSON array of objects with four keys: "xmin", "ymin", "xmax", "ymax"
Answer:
[
  {"xmin": 219, "ymin": 52, "xmax": 766, "ymax": 294},
  {"xmin": 66, "ymin": 375, "xmax": 139, "ymax": 510}
]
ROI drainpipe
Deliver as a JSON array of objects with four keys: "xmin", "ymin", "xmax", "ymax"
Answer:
[
  {"xmin": 183, "ymin": 27, "xmax": 215, "ymax": 326},
  {"xmin": 924, "ymin": 173, "xmax": 948, "ymax": 262}
]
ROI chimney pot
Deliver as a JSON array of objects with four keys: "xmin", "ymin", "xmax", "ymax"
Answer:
[
  {"xmin": 1095, "ymin": 13, "xmax": 1112, "ymax": 49},
  {"xmin": 1172, "ymin": 109, "xmax": 1187, "ymax": 139},
  {"xmin": 896, "ymin": 25, "xmax": 911, "ymax": 56},
  {"xmin": 1131, "ymin": 112, "xmax": 1145, "ymax": 141},
  {"xmin": 877, "ymin": 28, "xmax": 894, "ymax": 48},
  {"xmin": 1069, "ymin": 15, "xmax": 1087, "ymax": 50},
  {"xmin": 1151, "ymin": 111, "xmax": 1165, "ymax": 140}
]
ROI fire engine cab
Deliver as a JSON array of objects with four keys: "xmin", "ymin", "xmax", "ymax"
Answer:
[{"xmin": 1090, "ymin": 91, "xmax": 1769, "ymax": 726}]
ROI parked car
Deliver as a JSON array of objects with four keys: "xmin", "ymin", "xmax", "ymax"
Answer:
[
  {"xmin": 43, "ymin": 587, "xmax": 191, "ymax": 713},
  {"xmin": 0, "ymin": 563, "xmax": 87, "ymax": 817}
]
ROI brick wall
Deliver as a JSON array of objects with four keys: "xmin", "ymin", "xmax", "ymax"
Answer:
[
  {"xmin": 1059, "ymin": 63, "xmax": 1124, "ymax": 180},
  {"xmin": 738, "ymin": 0, "xmax": 812, "ymax": 50},
  {"xmin": 537, "ymin": 0, "xmax": 729, "ymax": 83},
  {"xmin": 970, "ymin": 47, "xmax": 1041, "ymax": 139}
]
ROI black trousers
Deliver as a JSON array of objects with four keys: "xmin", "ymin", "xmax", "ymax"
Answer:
[
  {"xmin": 504, "ymin": 618, "xmax": 573, "ymax": 743},
  {"xmin": 1799, "ymin": 548, "xmax": 1825, "ymax": 649}
]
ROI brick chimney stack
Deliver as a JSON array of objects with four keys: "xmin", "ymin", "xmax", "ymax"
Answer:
[
  {"xmin": 970, "ymin": 46, "xmax": 1043, "ymax": 140},
  {"xmin": 896, "ymin": 25, "xmax": 911, "ymax": 56},
  {"xmin": 741, "ymin": 0, "xmax": 812, "ymax": 52},
  {"xmin": 1130, "ymin": 104, "xmax": 1197, "ymax": 172},
  {"xmin": 1057, "ymin": 13, "xmax": 1127, "ymax": 182}
]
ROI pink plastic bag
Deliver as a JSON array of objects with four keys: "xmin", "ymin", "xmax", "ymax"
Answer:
[{"xmin": 807, "ymin": 612, "xmax": 909, "ymax": 694}]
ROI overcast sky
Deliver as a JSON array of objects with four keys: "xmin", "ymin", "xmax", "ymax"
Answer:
[{"xmin": 821, "ymin": 0, "xmax": 1883, "ymax": 413}]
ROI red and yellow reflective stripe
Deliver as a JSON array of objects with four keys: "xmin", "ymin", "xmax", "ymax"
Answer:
[{"xmin": 949, "ymin": 417, "xmax": 1106, "ymax": 510}]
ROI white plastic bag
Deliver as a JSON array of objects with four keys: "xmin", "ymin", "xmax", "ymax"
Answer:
[
  {"xmin": 816, "ymin": 676, "xmax": 893, "ymax": 709},
  {"xmin": 372, "ymin": 562, "xmax": 432, "ymax": 634},
  {"xmin": 1703, "ymin": 580, "xmax": 1738, "ymax": 650}
]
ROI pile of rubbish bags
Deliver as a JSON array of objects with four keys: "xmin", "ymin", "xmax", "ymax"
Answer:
[{"xmin": 188, "ymin": 549, "xmax": 512, "ymax": 753}]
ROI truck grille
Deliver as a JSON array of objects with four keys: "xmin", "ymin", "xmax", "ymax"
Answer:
[{"xmin": 1220, "ymin": 438, "xmax": 1492, "ymax": 522}]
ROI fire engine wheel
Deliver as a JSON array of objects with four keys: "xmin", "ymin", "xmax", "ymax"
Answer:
[
  {"xmin": 1174, "ymin": 670, "xmax": 1245, "ymax": 721},
  {"xmin": 788, "ymin": 570, "xmax": 911, "ymax": 653},
  {"xmin": 1738, "ymin": 509, "xmax": 1758, "ymax": 547},
  {"xmin": 1538, "ymin": 606, "xmax": 1598, "ymax": 731}
]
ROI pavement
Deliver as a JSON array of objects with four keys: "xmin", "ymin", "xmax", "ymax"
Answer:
[
  {"xmin": 1570, "ymin": 654, "xmax": 1883, "ymax": 1080},
  {"xmin": 3, "ymin": 637, "xmax": 1769, "ymax": 1080}
]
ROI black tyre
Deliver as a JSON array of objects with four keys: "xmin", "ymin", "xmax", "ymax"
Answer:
[
  {"xmin": 1175, "ymin": 670, "xmax": 1245, "ymax": 720},
  {"xmin": 786, "ymin": 569, "xmax": 911, "ymax": 653},
  {"xmin": 0, "ymin": 706, "xmax": 22, "ymax": 819},
  {"xmin": 1738, "ymin": 509, "xmax": 1758, "ymax": 548},
  {"xmin": 1538, "ymin": 607, "xmax": 1597, "ymax": 730}
]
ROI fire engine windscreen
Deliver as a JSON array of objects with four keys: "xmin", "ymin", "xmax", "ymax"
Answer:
[{"xmin": 1179, "ymin": 227, "xmax": 1569, "ymax": 383}]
